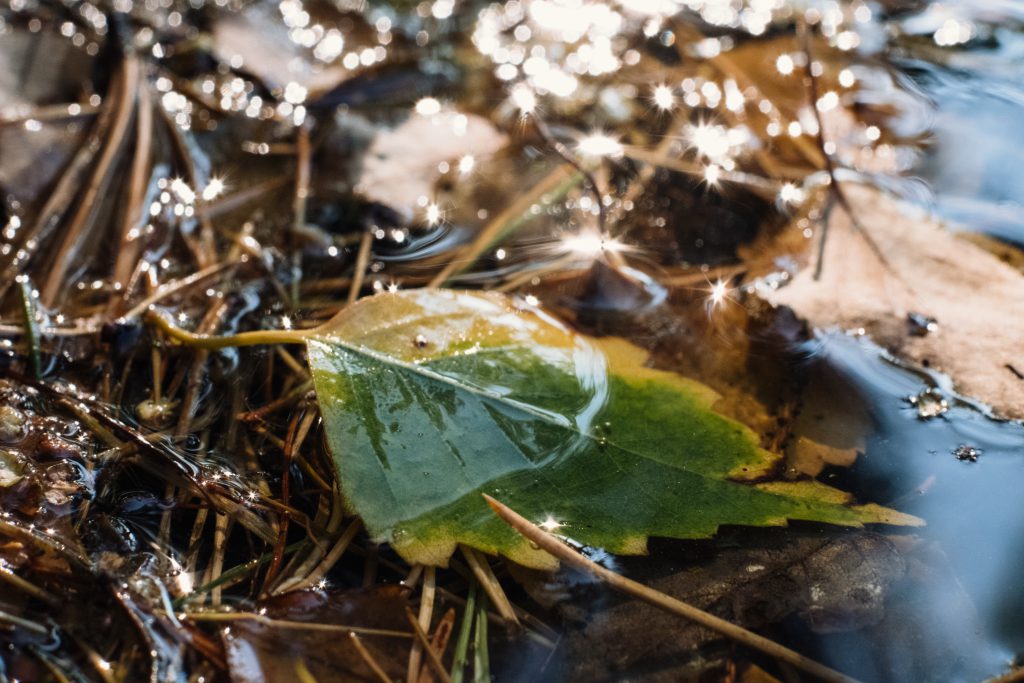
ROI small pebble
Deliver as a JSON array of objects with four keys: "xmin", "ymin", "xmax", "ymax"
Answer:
[
  {"xmin": 0, "ymin": 405, "xmax": 26, "ymax": 442},
  {"xmin": 953, "ymin": 444, "xmax": 981, "ymax": 462}
]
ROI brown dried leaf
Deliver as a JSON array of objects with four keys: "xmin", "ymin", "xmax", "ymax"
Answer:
[
  {"xmin": 764, "ymin": 185, "xmax": 1024, "ymax": 419},
  {"xmin": 356, "ymin": 110, "xmax": 507, "ymax": 221}
]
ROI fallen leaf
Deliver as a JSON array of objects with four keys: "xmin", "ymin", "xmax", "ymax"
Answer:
[
  {"xmin": 518, "ymin": 530, "xmax": 903, "ymax": 681},
  {"xmin": 533, "ymin": 530, "xmax": 990, "ymax": 682},
  {"xmin": 355, "ymin": 110, "xmax": 507, "ymax": 221},
  {"xmin": 307, "ymin": 289, "xmax": 920, "ymax": 568},
  {"xmin": 212, "ymin": 4, "xmax": 348, "ymax": 95},
  {"xmin": 762, "ymin": 184, "xmax": 1024, "ymax": 419}
]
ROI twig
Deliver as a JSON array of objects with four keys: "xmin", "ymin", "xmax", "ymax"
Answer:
[
  {"xmin": 483, "ymin": 495, "xmax": 861, "ymax": 683},
  {"xmin": 17, "ymin": 278, "xmax": 42, "ymax": 378},
  {"xmin": 186, "ymin": 612, "xmax": 412, "ymax": 639},
  {"xmin": 530, "ymin": 115, "xmax": 606, "ymax": 232},
  {"xmin": 459, "ymin": 546, "xmax": 519, "ymax": 631},
  {"xmin": 158, "ymin": 104, "xmax": 217, "ymax": 268},
  {"xmin": 238, "ymin": 379, "xmax": 314, "ymax": 422},
  {"xmin": 408, "ymin": 566, "xmax": 436, "ymax": 683},
  {"xmin": 797, "ymin": 21, "xmax": 893, "ymax": 281},
  {"xmin": 277, "ymin": 517, "xmax": 362, "ymax": 593},
  {"xmin": 427, "ymin": 165, "xmax": 581, "ymax": 287},
  {"xmin": 0, "ymin": 610, "xmax": 49, "ymax": 636},
  {"xmin": 262, "ymin": 409, "xmax": 307, "ymax": 591},
  {"xmin": 472, "ymin": 594, "xmax": 489, "ymax": 683},
  {"xmin": 419, "ymin": 608, "xmax": 455, "ymax": 683},
  {"xmin": 110, "ymin": 74, "xmax": 153, "ymax": 315},
  {"xmin": 0, "ymin": 563, "xmax": 59, "ymax": 606},
  {"xmin": 0, "ymin": 102, "xmax": 100, "ymax": 127},
  {"xmin": 197, "ymin": 176, "xmax": 291, "ymax": 220},
  {"xmin": 208, "ymin": 514, "xmax": 231, "ymax": 606},
  {"xmin": 404, "ymin": 607, "xmax": 453, "ymax": 683},
  {"xmin": 121, "ymin": 261, "xmax": 233, "ymax": 320},
  {"xmin": 42, "ymin": 55, "xmax": 140, "ymax": 307},
  {"xmin": 350, "ymin": 632, "xmax": 394, "ymax": 683},
  {"xmin": 348, "ymin": 228, "xmax": 374, "ymax": 305},
  {"xmin": 0, "ymin": 73, "xmax": 117, "ymax": 301}
]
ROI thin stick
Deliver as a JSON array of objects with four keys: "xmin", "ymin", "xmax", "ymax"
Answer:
[
  {"xmin": 404, "ymin": 607, "xmax": 453, "ymax": 683},
  {"xmin": 496, "ymin": 254, "xmax": 576, "ymax": 293},
  {"xmin": 0, "ymin": 609, "xmax": 49, "ymax": 636},
  {"xmin": 459, "ymin": 546, "xmax": 519, "ymax": 630},
  {"xmin": 0, "ymin": 563, "xmax": 59, "ymax": 606},
  {"xmin": 427, "ymin": 165, "xmax": 580, "ymax": 287},
  {"xmin": 197, "ymin": 176, "xmax": 290, "ymax": 220},
  {"xmin": 122, "ymin": 261, "xmax": 234, "ymax": 320},
  {"xmin": 349, "ymin": 228, "xmax": 374, "ymax": 305},
  {"xmin": 0, "ymin": 102, "xmax": 100, "ymax": 126},
  {"xmin": 419, "ymin": 608, "xmax": 455, "ymax": 683},
  {"xmin": 238, "ymin": 379, "xmax": 314, "ymax": 422},
  {"xmin": 408, "ymin": 566, "xmax": 436, "ymax": 683},
  {"xmin": 483, "ymin": 495, "xmax": 860, "ymax": 683},
  {"xmin": 278, "ymin": 517, "xmax": 362, "ymax": 593},
  {"xmin": 186, "ymin": 612, "xmax": 412, "ymax": 639},
  {"xmin": 530, "ymin": 115, "xmax": 606, "ymax": 232},
  {"xmin": 208, "ymin": 513, "xmax": 231, "ymax": 605},
  {"xmin": 293, "ymin": 122, "xmax": 312, "ymax": 234},
  {"xmin": 350, "ymin": 632, "xmax": 394, "ymax": 683},
  {"xmin": 42, "ymin": 55, "xmax": 140, "ymax": 306},
  {"xmin": 158, "ymin": 104, "xmax": 217, "ymax": 267},
  {"xmin": 111, "ymin": 74, "xmax": 153, "ymax": 311},
  {"xmin": 797, "ymin": 20, "xmax": 893, "ymax": 282}
]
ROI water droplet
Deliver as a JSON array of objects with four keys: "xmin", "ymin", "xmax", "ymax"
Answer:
[
  {"xmin": 907, "ymin": 312, "xmax": 939, "ymax": 337},
  {"xmin": 908, "ymin": 388, "xmax": 948, "ymax": 419}
]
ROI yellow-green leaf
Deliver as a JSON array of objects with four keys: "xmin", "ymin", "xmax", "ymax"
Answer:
[{"xmin": 307, "ymin": 290, "xmax": 920, "ymax": 568}]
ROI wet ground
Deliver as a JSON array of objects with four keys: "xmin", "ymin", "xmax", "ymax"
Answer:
[{"xmin": 0, "ymin": 0, "xmax": 1023, "ymax": 681}]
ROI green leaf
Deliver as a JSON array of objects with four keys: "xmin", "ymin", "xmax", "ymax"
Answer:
[{"xmin": 307, "ymin": 290, "xmax": 920, "ymax": 568}]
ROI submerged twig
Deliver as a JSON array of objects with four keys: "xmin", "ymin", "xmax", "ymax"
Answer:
[
  {"xmin": 796, "ymin": 21, "xmax": 893, "ymax": 282},
  {"xmin": 530, "ymin": 115, "xmax": 606, "ymax": 232},
  {"xmin": 459, "ymin": 546, "xmax": 519, "ymax": 631},
  {"xmin": 186, "ymin": 612, "xmax": 413, "ymax": 639},
  {"xmin": 427, "ymin": 165, "xmax": 581, "ymax": 287},
  {"xmin": 404, "ymin": 606, "xmax": 453, "ymax": 683},
  {"xmin": 349, "ymin": 632, "xmax": 394, "ymax": 683},
  {"xmin": 484, "ymin": 495, "xmax": 861, "ymax": 683}
]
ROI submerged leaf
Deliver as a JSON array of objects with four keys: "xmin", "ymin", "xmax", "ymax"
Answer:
[{"xmin": 307, "ymin": 290, "xmax": 919, "ymax": 568}]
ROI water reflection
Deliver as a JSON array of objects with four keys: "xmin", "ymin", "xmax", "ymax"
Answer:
[
  {"xmin": 894, "ymin": 12, "xmax": 1024, "ymax": 245},
  {"xmin": 793, "ymin": 332, "xmax": 1024, "ymax": 680}
]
